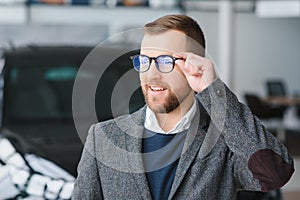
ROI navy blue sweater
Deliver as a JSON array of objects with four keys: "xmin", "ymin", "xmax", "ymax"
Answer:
[{"xmin": 142, "ymin": 129, "xmax": 187, "ymax": 200}]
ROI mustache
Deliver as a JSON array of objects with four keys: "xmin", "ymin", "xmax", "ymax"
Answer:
[{"xmin": 141, "ymin": 82, "xmax": 170, "ymax": 89}]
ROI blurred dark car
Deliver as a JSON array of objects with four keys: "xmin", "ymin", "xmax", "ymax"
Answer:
[
  {"xmin": 1, "ymin": 45, "xmax": 144, "ymax": 176},
  {"xmin": 0, "ymin": 45, "xmax": 282, "ymax": 200}
]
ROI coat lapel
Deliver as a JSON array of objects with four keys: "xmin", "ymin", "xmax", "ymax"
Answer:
[
  {"xmin": 168, "ymin": 102, "xmax": 210, "ymax": 199},
  {"xmin": 121, "ymin": 106, "xmax": 152, "ymax": 200}
]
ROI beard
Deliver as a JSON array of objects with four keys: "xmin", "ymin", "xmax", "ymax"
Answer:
[{"xmin": 142, "ymin": 86, "xmax": 180, "ymax": 114}]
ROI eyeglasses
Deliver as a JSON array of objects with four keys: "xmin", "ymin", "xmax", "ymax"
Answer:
[{"xmin": 130, "ymin": 54, "xmax": 184, "ymax": 73}]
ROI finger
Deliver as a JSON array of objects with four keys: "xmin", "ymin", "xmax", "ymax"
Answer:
[
  {"xmin": 173, "ymin": 52, "xmax": 205, "ymax": 60},
  {"xmin": 185, "ymin": 59, "xmax": 203, "ymax": 74},
  {"xmin": 173, "ymin": 52, "xmax": 190, "ymax": 60},
  {"xmin": 183, "ymin": 62, "xmax": 201, "ymax": 77},
  {"xmin": 175, "ymin": 60, "xmax": 191, "ymax": 78},
  {"xmin": 174, "ymin": 57, "xmax": 199, "ymax": 77},
  {"xmin": 174, "ymin": 59, "xmax": 187, "ymax": 76}
]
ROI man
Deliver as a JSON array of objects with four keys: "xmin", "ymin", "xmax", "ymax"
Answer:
[{"xmin": 72, "ymin": 15, "xmax": 294, "ymax": 200}]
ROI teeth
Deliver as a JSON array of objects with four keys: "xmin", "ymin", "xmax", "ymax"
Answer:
[{"xmin": 150, "ymin": 86, "xmax": 165, "ymax": 91}]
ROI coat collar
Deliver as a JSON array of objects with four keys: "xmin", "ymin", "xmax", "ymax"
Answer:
[{"xmin": 119, "ymin": 102, "xmax": 210, "ymax": 200}]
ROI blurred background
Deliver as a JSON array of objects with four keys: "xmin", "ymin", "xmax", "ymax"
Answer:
[{"xmin": 0, "ymin": 0, "xmax": 299, "ymax": 199}]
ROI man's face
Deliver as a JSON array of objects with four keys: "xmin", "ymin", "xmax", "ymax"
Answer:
[{"xmin": 140, "ymin": 30, "xmax": 194, "ymax": 114}]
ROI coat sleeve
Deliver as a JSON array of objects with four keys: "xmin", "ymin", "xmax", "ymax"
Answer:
[
  {"xmin": 72, "ymin": 124, "xmax": 103, "ymax": 199},
  {"xmin": 196, "ymin": 78, "xmax": 294, "ymax": 192}
]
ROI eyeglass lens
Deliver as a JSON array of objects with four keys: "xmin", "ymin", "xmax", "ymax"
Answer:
[{"xmin": 132, "ymin": 55, "xmax": 176, "ymax": 73}]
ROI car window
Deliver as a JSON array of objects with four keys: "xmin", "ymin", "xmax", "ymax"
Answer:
[{"xmin": 5, "ymin": 64, "xmax": 78, "ymax": 121}]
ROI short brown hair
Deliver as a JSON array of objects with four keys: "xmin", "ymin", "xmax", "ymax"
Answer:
[{"xmin": 144, "ymin": 14, "xmax": 205, "ymax": 56}]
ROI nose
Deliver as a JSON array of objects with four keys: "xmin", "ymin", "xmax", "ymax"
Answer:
[{"xmin": 147, "ymin": 59, "xmax": 162, "ymax": 80}]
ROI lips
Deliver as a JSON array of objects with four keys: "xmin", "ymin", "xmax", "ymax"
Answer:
[{"xmin": 146, "ymin": 83, "xmax": 168, "ymax": 95}]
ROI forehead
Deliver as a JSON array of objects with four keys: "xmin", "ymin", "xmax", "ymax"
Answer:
[{"xmin": 141, "ymin": 30, "xmax": 187, "ymax": 55}]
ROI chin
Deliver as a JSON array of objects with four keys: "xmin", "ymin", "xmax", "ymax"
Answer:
[
  {"xmin": 148, "ymin": 104, "xmax": 168, "ymax": 114},
  {"xmin": 142, "ymin": 86, "xmax": 181, "ymax": 114},
  {"xmin": 147, "ymin": 99, "xmax": 180, "ymax": 114}
]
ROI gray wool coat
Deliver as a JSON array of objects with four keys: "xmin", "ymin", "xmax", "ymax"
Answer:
[{"xmin": 72, "ymin": 78, "xmax": 294, "ymax": 200}]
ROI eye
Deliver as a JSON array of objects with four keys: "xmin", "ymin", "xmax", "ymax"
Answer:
[
  {"xmin": 140, "ymin": 56, "xmax": 149, "ymax": 64},
  {"xmin": 157, "ymin": 55, "xmax": 173, "ymax": 65}
]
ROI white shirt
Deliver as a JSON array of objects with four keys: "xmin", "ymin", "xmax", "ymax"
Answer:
[{"xmin": 144, "ymin": 99, "xmax": 197, "ymax": 134}]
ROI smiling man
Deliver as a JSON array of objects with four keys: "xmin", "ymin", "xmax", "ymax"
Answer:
[
  {"xmin": 139, "ymin": 31, "xmax": 194, "ymax": 130},
  {"xmin": 72, "ymin": 15, "xmax": 294, "ymax": 200}
]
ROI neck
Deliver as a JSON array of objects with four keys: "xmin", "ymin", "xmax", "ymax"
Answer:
[{"xmin": 155, "ymin": 92, "xmax": 195, "ymax": 133}]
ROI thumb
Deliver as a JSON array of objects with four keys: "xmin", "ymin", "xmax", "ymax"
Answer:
[
  {"xmin": 173, "ymin": 55, "xmax": 185, "ymax": 70},
  {"xmin": 173, "ymin": 52, "xmax": 188, "ymax": 70}
]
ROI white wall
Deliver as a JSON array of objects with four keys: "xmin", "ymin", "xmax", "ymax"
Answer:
[
  {"xmin": 187, "ymin": 11, "xmax": 219, "ymax": 65},
  {"xmin": 1, "ymin": 8, "xmax": 299, "ymax": 102},
  {"xmin": 234, "ymin": 13, "xmax": 300, "ymax": 100},
  {"xmin": 188, "ymin": 11, "xmax": 300, "ymax": 101},
  {"xmin": 0, "ymin": 24, "xmax": 107, "ymax": 48}
]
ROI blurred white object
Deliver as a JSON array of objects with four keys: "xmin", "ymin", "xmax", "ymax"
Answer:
[
  {"xmin": 10, "ymin": 168, "xmax": 30, "ymax": 189},
  {"xmin": 60, "ymin": 182, "xmax": 74, "ymax": 199},
  {"xmin": 0, "ymin": 0, "xmax": 26, "ymax": 5},
  {"xmin": 106, "ymin": 0, "xmax": 117, "ymax": 7},
  {"xmin": 0, "ymin": 137, "xmax": 75, "ymax": 199},
  {"xmin": 45, "ymin": 179, "xmax": 65, "ymax": 199},
  {"xmin": 25, "ymin": 154, "xmax": 74, "ymax": 181},
  {"xmin": 0, "ymin": 166, "xmax": 19, "ymax": 199},
  {"xmin": 0, "ymin": 138, "xmax": 15, "ymax": 160},
  {"xmin": 256, "ymin": 0, "xmax": 300, "ymax": 17},
  {"xmin": 149, "ymin": 0, "xmax": 177, "ymax": 8},
  {"xmin": 27, "ymin": 174, "xmax": 51, "ymax": 196}
]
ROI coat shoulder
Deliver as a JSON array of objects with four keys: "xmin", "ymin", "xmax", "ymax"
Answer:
[{"xmin": 93, "ymin": 106, "xmax": 146, "ymax": 135}]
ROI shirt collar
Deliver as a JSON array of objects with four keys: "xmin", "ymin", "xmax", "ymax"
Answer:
[{"xmin": 144, "ymin": 99, "xmax": 197, "ymax": 134}]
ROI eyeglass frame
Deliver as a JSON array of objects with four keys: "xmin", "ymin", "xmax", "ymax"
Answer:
[{"xmin": 130, "ymin": 54, "xmax": 184, "ymax": 73}]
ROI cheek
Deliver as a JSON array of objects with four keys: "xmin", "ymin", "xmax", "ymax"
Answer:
[
  {"xmin": 172, "ymin": 66, "xmax": 189, "ymax": 86},
  {"xmin": 139, "ymin": 73, "xmax": 147, "ymax": 84},
  {"xmin": 174, "ymin": 65, "xmax": 186, "ymax": 78},
  {"xmin": 167, "ymin": 71, "xmax": 190, "ymax": 92}
]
